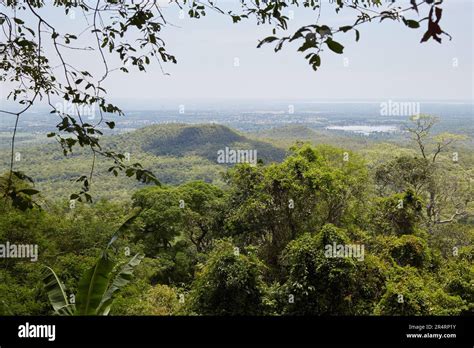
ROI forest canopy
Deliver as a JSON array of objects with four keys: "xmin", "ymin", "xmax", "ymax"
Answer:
[{"xmin": 0, "ymin": 117, "xmax": 472, "ymax": 316}]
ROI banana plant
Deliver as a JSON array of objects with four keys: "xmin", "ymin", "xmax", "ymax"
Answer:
[{"xmin": 43, "ymin": 210, "xmax": 143, "ymax": 316}]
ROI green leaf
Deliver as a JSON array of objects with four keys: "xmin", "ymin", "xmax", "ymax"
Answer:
[
  {"xmin": 17, "ymin": 188, "xmax": 40, "ymax": 196},
  {"xmin": 43, "ymin": 267, "xmax": 74, "ymax": 316},
  {"xmin": 257, "ymin": 36, "xmax": 279, "ymax": 48},
  {"xmin": 12, "ymin": 171, "xmax": 34, "ymax": 183},
  {"xmin": 325, "ymin": 38, "xmax": 344, "ymax": 54},
  {"xmin": 339, "ymin": 26, "xmax": 352, "ymax": 33},
  {"xmin": 309, "ymin": 54, "xmax": 321, "ymax": 67},
  {"xmin": 97, "ymin": 254, "xmax": 144, "ymax": 315},
  {"xmin": 403, "ymin": 19, "xmax": 420, "ymax": 29},
  {"xmin": 298, "ymin": 40, "xmax": 316, "ymax": 52},
  {"xmin": 75, "ymin": 252, "xmax": 115, "ymax": 315}
]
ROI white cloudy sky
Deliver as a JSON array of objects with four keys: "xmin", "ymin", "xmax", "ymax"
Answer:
[{"xmin": 1, "ymin": 0, "xmax": 473, "ymax": 105}]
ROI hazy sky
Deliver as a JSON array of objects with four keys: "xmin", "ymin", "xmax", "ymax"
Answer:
[{"xmin": 1, "ymin": 0, "xmax": 473, "ymax": 105}]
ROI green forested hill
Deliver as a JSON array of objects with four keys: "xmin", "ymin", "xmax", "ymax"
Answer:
[
  {"xmin": 0, "ymin": 124, "xmax": 286, "ymax": 202},
  {"xmin": 248, "ymin": 125, "xmax": 374, "ymax": 150},
  {"xmin": 1, "ymin": 123, "xmax": 472, "ymax": 205},
  {"xmin": 107, "ymin": 123, "xmax": 286, "ymax": 162}
]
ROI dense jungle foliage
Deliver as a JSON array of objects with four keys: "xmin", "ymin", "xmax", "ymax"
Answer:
[{"xmin": 1, "ymin": 119, "xmax": 472, "ymax": 316}]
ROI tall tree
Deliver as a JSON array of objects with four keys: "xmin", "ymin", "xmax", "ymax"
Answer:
[{"xmin": 403, "ymin": 115, "xmax": 471, "ymax": 232}]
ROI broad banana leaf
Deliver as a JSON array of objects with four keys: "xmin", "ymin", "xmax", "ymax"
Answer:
[
  {"xmin": 75, "ymin": 251, "xmax": 115, "ymax": 315},
  {"xmin": 43, "ymin": 266, "xmax": 75, "ymax": 315},
  {"xmin": 97, "ymin": 253, "xmax": 144, "ymax": 315}
]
